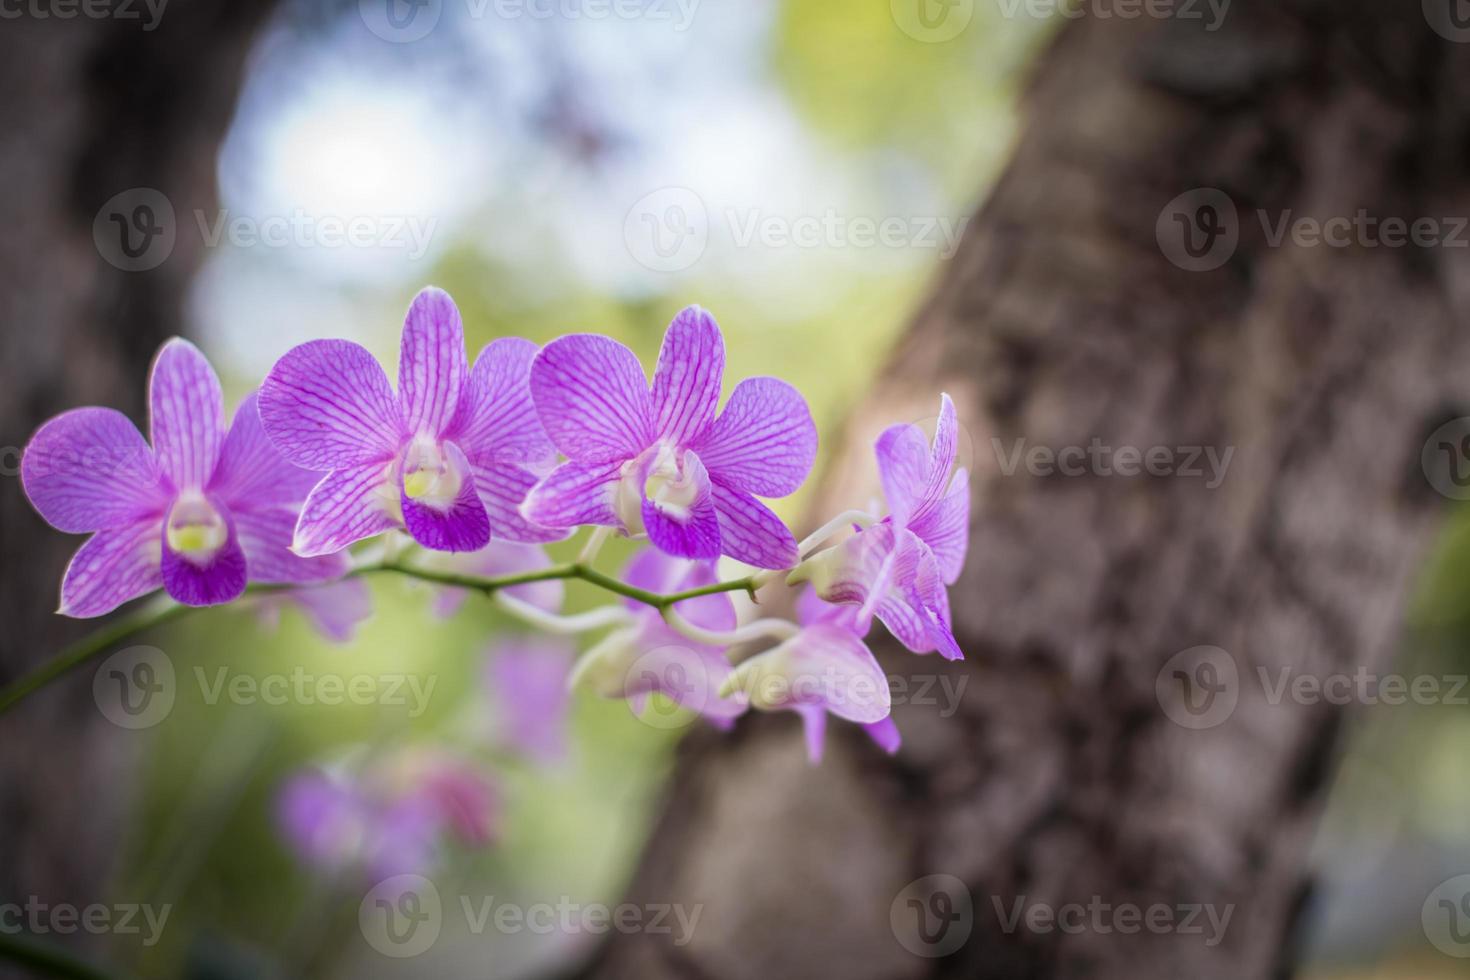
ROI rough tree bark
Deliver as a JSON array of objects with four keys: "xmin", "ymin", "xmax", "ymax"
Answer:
[
  {"xmin": 0, "ymin": 1, "xmax": 278, "ymax": 971},
  {"xmin": 588, "ymin": 3, "xmax": 1470, "ymax": 978}
]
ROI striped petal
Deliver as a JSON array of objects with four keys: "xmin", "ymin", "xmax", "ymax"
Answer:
[
  {"xmin": 470, "ymin": 460, "xmax": 569, "ymax": 543},
  {"xmin": 260, "ymin": 340, "xmax": 405, "ymax": 471},
  {"xmin": 521, "ymin": 459, "xmax": 621, "ymax": 529},
  {"xmin": 710, "ymin": 480, "xmax": 798, "ymax": 569},
  {"xmin": 58, "ymin": 519, "xmax": 164, "ymax": 617},
  {"xmin": 236, "ymin": 508, "xmax": 350, "ymax": 584},
  {"xmin": 148, "ymin": 338, "xmax": 225, "ymax": 491},
  {"xmin": 23, "ymin": 408, "xmax": 167, "ymax": 533},
  {"xmin": 530, "ymin": 334, "xmax": 652, "ymax": 462},
  {"xmin": 448, "ymin": 337, "xmax": 556, "ymax": 469},
  {"xmin": 210, "ymin": 391, "xmax": 324, "ymax": 512},
  {"xmin": 651, "ymin": 305, "xmax": 723, "ymax": 447},
  {"xmin": 398, "ymin": 287, "xmax": 467, "ymax": 437},
  {"xmin": 640, "ymin": 451, "xmax": 720, "ymax": 561},
  {"xmin": 401, "ymin": 441, "xmax": 490, "ymax": 552},
  {"xmin": 293, "ymin": 461, "xmax": 399, "ymax": 557},
  {"xmin": 692, "ymin": 377, "xmax": 816, "ymax": 498}
]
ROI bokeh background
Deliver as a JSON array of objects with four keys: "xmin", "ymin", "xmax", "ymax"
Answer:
[{"xmin": 3, "ymin": 1, "xmax": 1470, "ymax": 978}]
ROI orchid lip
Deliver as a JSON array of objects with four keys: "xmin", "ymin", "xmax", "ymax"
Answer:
[
  {"xmin": 400, "ymin": 436, "xmax": 465, "ymax": 511},
  {"xmin": 165, "ymin": 492, "xmax": 228, "ymax": 565},
  {"xmin": 616, "ymin": 443, "xmax": 700, "ymax": 532}
]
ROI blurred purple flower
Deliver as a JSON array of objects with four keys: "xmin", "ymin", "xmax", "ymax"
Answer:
[
  {"xmin": 485, "ymin": 639, "xmax": 574, "ymax": 764},
  {"xmin": 521, "ymin": 306, "xmax": 816, "ymax": 568},
  {"xmin": 790, "ymin": 394, "xmax": 968, "ymax": 660},
  {"xmin": 569, "ymin": 548, "xmax": 748, "ymax": 728},
  {"xmin": 256, "ymin": 578, "xmax": 374, "ymax": 643},
  {"xmin": 259, "ymin": 286, "xmax": 561, "ymax": 557},
  {"xmin": 21, "ymin": 339, "xmax": 346, "ymax": 616},
  {"xmin": 277, "ymin": 749, "xmax": 498, "ymax": 879}
]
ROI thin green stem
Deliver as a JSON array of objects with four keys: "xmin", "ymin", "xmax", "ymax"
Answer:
[{"xmin": 0, "ymin": 559, "xmax": 763, "ymax": 716}]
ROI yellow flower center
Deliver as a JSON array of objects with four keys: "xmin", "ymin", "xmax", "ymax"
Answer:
[{"xmin": 166, "ymin": 493, "xmax": 227, "ymax": 563}]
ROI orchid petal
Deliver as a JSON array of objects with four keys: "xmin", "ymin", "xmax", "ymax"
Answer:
[
  {"xmin": 58, "ymin": 520, "xmax": 163, "ymax": 617},
  {"xmin": 725, "ymin": 624, "xmax": 890, "ymax": 725},
  {"xmin": 401, "ymin": 441, "xmax": 490, "ymax": 552},
  {"xmin": 293, "ymin": 461, "xmax": 399, "ymax": 556},
  {"xmin": 874, "ymin": 422, "xmax": 931, "ymax": 528},
  {"xmin": 651, "ymin": 305, "xmax": 723, "ymax": 447},
  {"xmin": 235, "ymin": 508, "xmax": 350, "ymax": 584},
  {"xmin": 210, "ymin": 391, "xmax": 323, "ymax": 511},
  {"xmin": 530, "ymin": 334, "xmax": 652, "ymax": 462},
  {"xmin": 448, "ymin": 337, "xmax": 556, "ymax": 469},
  {"xmin": 710, "ymin": 481, "xmax": 799, "ymax": 570},
  {"xmin": 469, "ymin": 460, "xmax": 569, "ymax": 543},
  {"xmin": 521, "ymin": 459, "xmax": 621, "ymax": 529},
  {"xmin": 160, "ymin": 509, "xmax": 247, "ymax": 607},
  {"xmin": 148, "ymin": 338, "xmax": 225, "ymax": 491},
  {"xmin": 908, "ymin": 468, "xmax": 969, "ymax": 585},
  {"xmin": 692, "ymin": 377, "xmax": 817, "ymax": 497},
  {"xmin": 260, "ymin": 340, "xmax": 404, "ymax": 470},
  {"xmin": 641, "ymin": 452, "xmax": 720, "ymax": 561},
  {"xmin": 22, "ymin": 408, "xmax": 167, "ymax": 533},
  {"xmin": 398, "ymin": 287, "xmax": 467, "ymax": 437}
]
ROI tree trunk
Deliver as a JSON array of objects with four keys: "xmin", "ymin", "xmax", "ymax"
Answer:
[
  {"xmin": 587, "ymin": 3, "xmax": 1470, "ymax": 978},
  {"xmin": 0, "ymin": 1, "xmax": 277, "ymax": 970}
]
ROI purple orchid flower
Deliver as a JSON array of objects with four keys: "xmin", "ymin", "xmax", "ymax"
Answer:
[
  {"xmin": 259, "ymin": 286, "xmax": 562, "ymax": 557},
  {"xmin": 521, "ymin": 306, "xmax": 816, "ymax": 569},
  {"xmin": 569, "ymin": 548, "xmax": 748, "ymax": 728},
  {"xmin": 485, "ymin": 639, "xmax": 574, "ymax": 764},
  {"xmin": 21, "ymin": 340, "xmax": 347, "ymax": 616},
  {"xmin": 278, "ymin": 749, "xmax": 498, "ymax": 879},
  {"xmin": 721, "ymin": 588, "xmax": 892, "ymax": 764},
  {"xmin": 426, "ymin": 539, "xmax": 565, "ymax": 619},
  {"xmin": 789, "ymin": 394, "xmax": 969, "ymax": 660}
]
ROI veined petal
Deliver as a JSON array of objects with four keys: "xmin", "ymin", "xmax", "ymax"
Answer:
[
  {"xmin": 58, "ymin": 519, "xmax": 164, "ymax": 617},
  {"xmin": 210, "ymin": 391, "xmax": 323, "ymax": 512},
  {"xmin": 260, "ymin": 340, "xmax": 405, "ymax": 470},
  {"xmin": 641, "ymin": 451, "xmax": 720, "ymax": 561},
  {"xmin": 692, "ymin": 377, "xmax": 816, "ymax": 498},
  {"xmin": 723, "ymin": 624, "xmax": 890, "ymax": 725},
  {"xmin": 398, "ymin": 287, "xmax": 467, "ymax": 437},
  {"xmin": 23, "ymin": 407, "xmax": 167, "ymax": 533},
  {"xmin": 469, "ymin": 460, "xmax": 569, "ymax": 544},
  {"xmin": 236, "ymin": 508, "xmax": 350, "ymax": 584},
  {"xmin": 918, "ymin": 393, "xmax": 959, "ymax": 520},
  {"xmin": 401, "ymin": 441, "xmax": 490, "ymax": 552},
  {"xmin": 530, "ymin": 334, "xmax": 652, "ymax": 462},
  {"xmin": 710, "ymin": 481, "xmax": 798, "ymax": 570},
  {"xmin": 521, "ymin": 459, "xmax": 621, "ymax": 529},
  {"xmin": 909, "ymin": 469, "xmax": 969, "ymax": 585},
  {"xmin": 149, "ymin": 338, "xmax": 226, "ymax": 491},
  {"xmin": 874, "ymin": 422, "xmax": 931, "ymax": 529},
  {"xmin": 651, "ymin": 306, "xmax": 723, "ymax": 447},
  {"xmin": 161, "ymin": 508, "xmax": 248, "ymax": 607},
  {"xmin": 448, "ymin": 337, "xmax": 556, "ymax": 469},
  {"xmin": 571, "ymin": 625, "xmax": 747, "ymax": 726},
  {"xmin": 293, "ymin": 461, "xmax": 400, "ymax": 557}
]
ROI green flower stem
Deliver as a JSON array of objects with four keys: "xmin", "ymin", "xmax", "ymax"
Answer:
[{"xmin": 0, "ymin": 560, "xmax": 760, "ymax": 717}]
